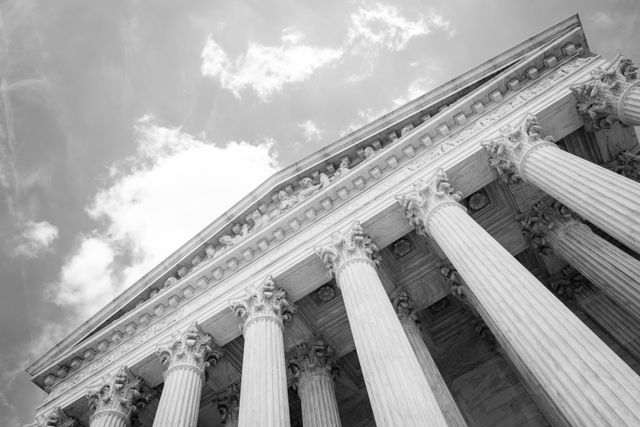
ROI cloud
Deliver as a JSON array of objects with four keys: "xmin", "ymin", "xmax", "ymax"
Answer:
[
  {"xmin": 347, "ymin": 3, "xmax": 454, "ymax": 53},
  {"xmin": 51, "ymin": 116, "xmax": 279, "ymax": 319},
  {"xmin": 201, "ymin": 30, "xmax": 343, "ymax": 100},
  {"xmin": 391, "ymin": 76, "xmax": 439, "ymax": 107},
  {"xmin": 13, "ymin": 220, "xmax": 59, "ymax": 258},
  {"xmin": 591, "ymin": 11, "xmax": 615, "ymax": 28},
  {"xmin": 298, "ymin": 120, "xmax": 324, "ymax": 141}
]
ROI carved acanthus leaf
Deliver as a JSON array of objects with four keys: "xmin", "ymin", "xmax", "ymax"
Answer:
[
  {"xmin": 36, "ymin": 407, "xmax": 78, "ymax": 427},
  {"xmin": 314, "ymin": 221, "xmax": 379, "ymax": 276},
  {"xmin": 571, "ymin": 56, "xmax": 638, "ymax": 130},
  {"xmin": 85, "ymin": 366, "xmax": 150, "ymax": 421},
  {"xmin": 229, "ymin": 275, "xmax": 296, "ymax": 324},
  {"xmin": 605, "ymin": 150, "xmax": 640, "ymax": 182},
  {"xmin": 546, "ymin": 265, "xmax": 593, "ymax": 302},
  {"xmin": 520, "ymin": 199, "xmax": 582, "ymax": 254},
  {"xmin": 156, "ymin": 322, "xmax": 223, "ymax": 373},
  {"xmin": 392, "ymin": 291, "xmax": 418, "ymax": 325},
  {"xmin": 482, "ymin": 114, "xmax": 556, "ymax": 184},
  {"xmin": 437, "ymin": 261, "xmax": 466, "ymax": 301},
  {"xmin": 288, "ymin": 337, "xmax": 338, "ymax": 380},
  {"xmin": 216, "ymin": 383, "xmax": 240, "ymax": 426},
  {"xmin": 396, "ymin": 170, "xmax": 463, "ymax": 234}
]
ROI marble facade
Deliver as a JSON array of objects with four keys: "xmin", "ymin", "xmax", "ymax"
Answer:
[{"xmin": 27, "ymin": 15, "xmax": 640, "ymax": 427}]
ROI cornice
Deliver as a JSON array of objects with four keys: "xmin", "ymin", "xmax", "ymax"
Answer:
[{"xmin": 32, "ymin": 52, "xmax": 606, "ymax": 415}]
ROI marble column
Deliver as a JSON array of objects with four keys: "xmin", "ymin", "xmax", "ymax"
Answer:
[
  {"xmin": 229, "ymin": 276, "xmax": 295, "ymax": 427},
  {"xmin": 571, "ymin": 55, "xmax": 640, "ymax": 129},
  {"xmin": 216, "ymin": 383, "xmax": 240, "ymax": 427},
  {"xmin": 86, "ymin": 366, "xmax": 150, "ymax": 427},
  {"xmin": 36, "ymin": 407, "xmax": 78, "ymax": 427},
  {"xmin": 483, "ymin": 113, "xmax": 640, "ymax": 254},
  {"xmin": 153, "ymin": 322, "xmax": 223, "ymax": 427},
  {"xmin": 392, "ymin": 292, "xmax": 467, "ymax": 427},
  {"xmin": 288, "ymin": 337, "xmax": 342, "ymax": 427},
  {"xmin": 397, "ymin": 171, "xmax": 640, "ymax": 426},
  {"xmin": 315, "ymin": 223, "xmax": 448, "ymax": 427},
  {"xmin": 522, "ymin": 199, "xmax": 640, "ymax": 320}
]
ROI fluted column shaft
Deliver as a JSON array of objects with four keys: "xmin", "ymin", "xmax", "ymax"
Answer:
[
  {"xmin": 153, "ymin": 366, "xmax": 203, "ymax": 427},
  {"xmin": 522, "ymin": 144, "xmax": 640, "ymax": 253},
  {"xmin": 429, "ymin": 205, "xmax": 640, "ymax": 425},
  {"xmin": 338, "ymin": 261, "xmax": 448, "ymax": 427},
  {"xmin": 400, "ymin": 319, "xmax": 466, "ymax": 427},
  {"xmin": 153, "ymin": 322, "xmax": 222, "ymax": 427},
  {"xmin": 398, "ymin": 171, "xmax": 640, "ymax": 426},
  {"xmin": 89, "ymin": 412, "xmax": 128, "ymax": 427},
  {"xmin": 316, "ymin": 223, "xmax": 448, "ymax": 427},
  {"xmin": 552, "ymin": 221, "xmax": 640, "ymax": 320},
  {"xmin": 230, "ymin": 276, "xmax": 294, "ymax": 427},
  {"xmin": 298, "ymin": 370, "xmax": 342, "ymax": 427}
]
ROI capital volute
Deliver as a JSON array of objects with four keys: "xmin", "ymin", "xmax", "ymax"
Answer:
[
  {"xmin": 36, "ymin": 407, "xmax": 78, "ymax": 427},
  {"xmin": 396, "ymin": 170, "xmax": 464, "ymax": 235},
  {"xmin": 314, "ymin": 221, "xmax": 380, "ymax": 278},
  {"xmin": 571, "ymin": 56, "xmax": 639, "ymax": 130},
  {"xmin": 288, "ymin": 337, "xmax": 339, "ymax": 381},
  {"xmin": 156, "ymin": 322, "xmax": 223, "ymax": 376},
  {"xmin": 392, "ymin": 291, "xmax": 419, "ymax": 326},
  {"xmin": 482, "ymin": 114, "xmax": 556, "ymax": 183},
  {"xmin": 229, "ymin": 276, "xmax": 296, "ymax": 329},
  {"xmin": 86, "ymin": 366, "xmax": 151, "ymax": 422},
  {"xmin": 520, "ymin": 200, "xmax": 585, "ymax": 254}
]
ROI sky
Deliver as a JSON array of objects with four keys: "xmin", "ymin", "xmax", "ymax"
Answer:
[{"xmin": 0, "ymin": 0, "xmax": 638, "ymax": 424}]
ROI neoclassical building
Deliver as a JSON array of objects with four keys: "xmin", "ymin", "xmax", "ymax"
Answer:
[{"xmin": 26, "ymin": 15, "xmax": 640, "ymax": 427}]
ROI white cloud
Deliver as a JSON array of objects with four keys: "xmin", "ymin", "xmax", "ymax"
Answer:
[
  {"xmin": 347, "ymin": 3, "xmax": 454, "ymax": 53},
  {"xmin": 201, "ymin": 30, "xmax": 343, "ymax": 100},
  {"xmin": 392, "ymin": 76, "xmax": 438, "ymax": 107},
  {"xmin": 591, "ymin": 11, "xmax": 615, "ymax": 28},
  {"xmin": 13, "ymin": 220, "xmax": 59, "ymax": 258},
  {"xmin": 298, "ymin": 120, "xmax": 324, "ymax": 141},
  {"xmin": 51, "ymin": 116, "xmax": 279, "ymax": 319}
]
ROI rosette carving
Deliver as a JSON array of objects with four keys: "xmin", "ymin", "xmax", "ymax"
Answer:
[
  {"xmin": 86, "ymin": 366, "xmax": 150, "ymax": 422},
  {"xmin": 396, "ymin": 170, "xmax": 463, "ymax": 234},
  {"xmin": 520, "ymin": 199, "xmax": 584, "ymax": 255},
  {"xmin": 314, "ymin": 221, "xmax": 380, "ymax": 277},
  {"xmin": 571, "ymin": 56, "xmax": 638, "ymax": 130},
  {"xmin": 288, "ymin": 337, "xmax": 339, "ymax": 381},
  {"xmin": 156, "ymin": 322, "xmax": 223, "ymax": 375},
  {"xmin": 482, "ymin": 114, "xmax": 556, "ymax": 183},
  {"xmin": 229, "ymin": 275, "xmax": 296, "ymax": 327}
]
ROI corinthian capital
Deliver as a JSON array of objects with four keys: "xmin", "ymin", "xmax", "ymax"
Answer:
[
  {"xmin": 288, "ymin": 337, "xmax": 338, "ymax": 380},
  {"xmin": 605, "ymin": 150, "xmax": 640, "ymax": 182},
  {"xmin": 520, "ymin": 200, "xmax": 585, "ymax": 254},
  {"xmin": 36, "ymin": 407, "xmax": 77, "ymax": 427},
  {"xmin": 396, "ymin": 170, "xmax": 463, "ymax": 234},
  {"xmin": 571, "ymin": 56, "xmax": 638, "ymax": 130},
  {"xmin": 229, "ymin": 276, "xmax": 296, "ymax": 328},
  {"xmin": 157, "ymin": 322, "xmax": 223, "ymax": 376},
  {"xmin": 86, "ymin": 366, "xmax": 150, "ymax": 423},
  {"xmin": 392, "ymin": 291, "xmax": 418, "ymax": 325},
  {"xmin": 437, "ymin": 261, "xmax": 466, "ymax": 302},
  {"xmin": 482, "ymin": 114, "xmax": 556, "ymax": 184},
  {"xmin": 216, "ymin": 383, "xmax": 240, "ymax": 426},
  {"xmin": 314, "ymin": 221, "xmax": 380, "ymax": 277}
]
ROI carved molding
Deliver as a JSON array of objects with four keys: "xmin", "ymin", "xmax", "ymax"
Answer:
[
  {"xmin": 396, "ymin": 170, "xmax": 464, "ymax": 234},
  {"xmin": 156, "ymin": 322, "xmax": 223, "ymax": 378},
  {"xmin": 229, "ymin": 276, "xmax": 295, "ymax": 330},
  {"xmin": 605, "ymin": 150, "xmax": 640, "ymax": 182},
  {"xmin": 520, "ymin": 199, "xmax": 585, "ymax": 254},
  {"xmin": 571, "ymin": 56, "xmax": 638, "ymax": 130},
  {"xmin": 288, "ymin": 337, "xmax": 339, "ymax": 382},
  {"xmin": 86, "ymin": 366, "xmax": 150, "ymax": 423},
  {"xmin": 314, "ymin": 221, "xmax": 380, "ymax": 278},
  {"xmin": 482, "ymin": 113, "xmax": 557, "ymax": 184}
]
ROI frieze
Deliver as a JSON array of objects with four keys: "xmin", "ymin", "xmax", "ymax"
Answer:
[{"xmin": 37, "ymin": 50, "xmax": 602, "ymax": 408}]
